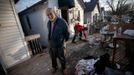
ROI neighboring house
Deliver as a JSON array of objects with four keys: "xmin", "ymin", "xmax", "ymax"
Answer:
[
  {"xmin": 84, "ymin": 0, "xmax": 101, "ymax": 24},
  {"xmin": 18, "ymin": 0, "xmax": 85, "ymax": 47},
  {"xmin": 67, "ymin": 0, "xmax": 85, "ymax": 36},
  {"xmin": 100, "ymin": 7, "xmax": 105, "ymax": 22},
  {"xmin": 122, "ymin": 15, "xmax": 131, "ymax": 23},
  {"xmin": 0, "ymin": 0, "xmax": 30, "ymax": 70}
]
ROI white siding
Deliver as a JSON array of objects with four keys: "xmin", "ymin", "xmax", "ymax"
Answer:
[
  {"xmin": 68, "ymin": 0, "xmax": 84, "ymax": 37},
  {"xmin": 75, "ymin": 0, "xmax": 84, "ymax": 24},
  {"xmin": 48, "ymin": 0, "xmax": 58, "ymax": 8},
  {"xmin": 85, "ymin": 5, "xmax": 100, "ymax": 24},
  {"xmin": 84, "ymin": 12, "xmax": 92, "ymax": 24},
  {"xmin": 92, "ymin": 5, "xmax": 100, "ymax": 21},
  {"xmin": 0, "ymin": 0, "xmax": 30, "ymax": 68}
]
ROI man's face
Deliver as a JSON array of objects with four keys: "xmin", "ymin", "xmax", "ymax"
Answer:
[{"xmin": 47, "ymin": 12, "xmax": 56, "ymax": 21}]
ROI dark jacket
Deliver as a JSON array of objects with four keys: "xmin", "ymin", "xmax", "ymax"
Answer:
[{"xmin": 47, "ymin": 17, "xmax": 69, "ymax": 48}]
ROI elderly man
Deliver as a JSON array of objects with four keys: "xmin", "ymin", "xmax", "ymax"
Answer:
[{"xmin": 46, "ymin": 8, "xmax": 69, "ymax": 74}]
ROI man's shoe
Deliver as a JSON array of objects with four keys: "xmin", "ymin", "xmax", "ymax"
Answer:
[
  {"xmin": 72, "ymin": 41, "xmax": 76, "ymax": 43},
  {"xmin": 51, "ymin": 68, "xmax": 57, "ymax": 73},
  {"xmin": 79, "ymin": 38, "xmax": 82, "ymax": 40},
  {"xmin": 61, "ymin": 68, "xmax": 68, "ymax": 75}
]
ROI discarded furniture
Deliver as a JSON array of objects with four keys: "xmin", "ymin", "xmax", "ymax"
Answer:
[
  {"xmin": 25, "ymin": 34, "xmax": 43, "ymax": 55},
  {"xmin": 100, "ymin": 30, "xmax": 115, "ymax": 49},
  {"xmin": 112, "ymin": 34, "xmax": 134, "ymax": 63}
]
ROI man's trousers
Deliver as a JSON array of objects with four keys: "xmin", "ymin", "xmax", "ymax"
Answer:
[{"xmin": 49, "ymin": 47, "xmax": 66, "ymax": 70}]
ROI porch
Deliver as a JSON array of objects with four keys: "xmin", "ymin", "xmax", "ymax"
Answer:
[{"xmin": 8, "ymin": 34, "xmax": 129, "ymax": 75}]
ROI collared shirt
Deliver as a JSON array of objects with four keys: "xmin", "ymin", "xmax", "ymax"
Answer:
[{"xmin": 50, "ymin": 17, "xmax": 57, "ymax": 37}]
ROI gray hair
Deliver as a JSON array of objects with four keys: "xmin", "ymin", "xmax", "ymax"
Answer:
[{"xmin": 46, "ymin": 8, "xmax": 56, "ymax": 14}]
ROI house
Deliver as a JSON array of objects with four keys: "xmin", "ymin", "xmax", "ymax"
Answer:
[
  {"xmin": 84, "ymin": 0, "xmax": 101, "ymax": 24},
  {"xmin": 18, "ymin": 0, "xmax": 61, "ymax": 47},
  {"xmin": 0, "ymin": 0, "xmax": 30, "ymax": 73},
  {"xmin": 19, "ymin": 0, "xmax": 50, "ymax": 48},
  {"xmin": 67, "ymin": 0, "xmax": 85, "ymax": 36},
  {"xmin": 100, "ymin": 7, "xmax": 105, "ymax": 22},
  {"xmin": 18, "ymin": 0, "xmax": 85, "ymax": 47}
]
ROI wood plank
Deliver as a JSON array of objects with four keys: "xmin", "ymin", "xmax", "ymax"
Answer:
[
  {"xmin": 0, "ymin": 0, "xmax": 10, "ymax": 4},
  {"xmin": 0, "ymin": 34, "xmax": 22, "ymax": 41},
  {"xmin": 0, "ymin": 21, "xmax": 17, "ymax": 27},
  {"xmin": 0, "ymin": 40, "xmax": 23, "ymax": 49},
  {"xmin": 0, "ymin": 24, "xmax": 16, "ymax": 28},
  {"xmin": 0, "ymin": 32, "xmax": 21, "ymax": 40},
  {"xmin": 0, "ymin": 3, "xmax": 11, "ymax": 8},
  {"xmin": 0, "ymin": 13, "xmax": 14, "ymax": 18},
  {"xmin": 0, "ymin": 10, "xmax": 13, "ymax": 14},
  {"xmin": 0, "ymin": 41, "xmax": 24, "ymax": 51},
  {"xmin": 4, "ymin": 49, "xmax": 28, "ymax": 60},
  {"xmin": 0, "ymin": 16, "xmax": 15, "ymax": 21},
  {"xmin": 0, "ymin": 7, "xmax": 12, "ymax": 11},
  {"xmin": 25, "ymin": 34, "xmax": 40, "ymax": 41},
  {"xmin": 0, "ymin": 19, "xmax": 16, "ymax": 24},
  {"xmin": 0, "ymin": 37, "xmax": 22, "ymax": 45},
  {"xmin": 0, "ymin": 29, "xmax": 19, "ymax": 35},
  {"xmin": 0, "ymin": 20, "xmax": 16, "ymax": 24},
  {"xmin": 0, "ymin": 26, "xmax": 18, "ymax": 31}
]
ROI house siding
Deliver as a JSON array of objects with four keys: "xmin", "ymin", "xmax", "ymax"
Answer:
[
  {"xmin": 74, "ymin": 0, "xmax": 84, "ymax": 24},
  {"xmin": 0, "ymin": 0, "xmax": 30, "ymax": 68},
  {"xmin": 19, "ymin": 2, "xmax": 49, "ymax": 47},
  {"xmin": 84, "ymin": 12, "xmax": 91, "ymax": 24},
  {"xmin": 68, "ymin": 0, "xmax": 84, "ymax": 36},
  {"xmin": 48, "ymin": 0, "xmax": 58, "ymax": 8},
  {"xmin": 84, "ymin": 4, "xmax": 100, "ymax": 24}
]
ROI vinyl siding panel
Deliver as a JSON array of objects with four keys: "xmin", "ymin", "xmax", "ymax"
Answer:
[
  {"xmin": 0, "ymin": 13, "xmax": 14, "ymax": 19},
  {"xmin": 0, "ymin": 0, "xmax": 30, "ymax": 68},
  {"xmin": 0, "ymin": 10, "xmax": 13, "ymax": 14}
]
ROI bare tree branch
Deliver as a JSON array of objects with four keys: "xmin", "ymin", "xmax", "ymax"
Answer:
[{"xmin": 106, "ymin": 0, "xmax": 133, "ymax": 22}]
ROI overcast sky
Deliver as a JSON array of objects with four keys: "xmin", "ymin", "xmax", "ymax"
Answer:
[
  {"xmin": 16, "ymin": 0, "xmax": 133, "ymax": 13},
  {"xmin": 84, "ymin": 0, "xmax": 133, "ymax": 10}
]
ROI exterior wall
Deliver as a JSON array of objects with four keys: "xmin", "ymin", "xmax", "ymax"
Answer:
[
  {"xmin": 48, "ymin": 0, "xmax": 58, "ymax": 8},
  {"xmin": 92, "ymin": 5, "xmax": 100, "ymax": 22},
  {"xmin": 84, "ymin": 12, "xmax": 91, "ymax": 24},
  {"xmin": 68, "ymin": 0, "xmax": 84, "ymax": 36},
  {"xmin": 20, "ymin": 2, "xmax": 49, "ymax": 46},
  {"xmin": 100, "ymin": 10, "xmax": 105, "ymax": 22},
  {"xmin": 19, "ymin": 0, "xmax": 84, "ymax": 46},
  {"xmin": 0, "ymin": 0, "xmax": 30, "ymax": 68},
  {"xmin": 74, "ymin": 0, "xmax": 84, "ymax": 24},
  {"xmin": 84, "ymin": 5, "xmax": 100, "ymax": 25}
]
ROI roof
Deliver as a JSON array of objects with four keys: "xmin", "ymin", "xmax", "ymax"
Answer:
[
  {"xmin": 19, "ymin": 0, "xmax": 85, "ymax": 15},
  {"xmin": 19, "ymin": 0, "xmax": 47, "ymax": 15},
  {"xmin": 14, "ymin": 0, "xmax": 19, "ymax": 4},
  {"xmin": 77, "ymin": 0, "xmax": 86, "ymax": 9},
  {"xmin": 58, "ymin": 0, "xmax": 85, "ymax": 9},
  {"xmin": 84, "ymin": 0, "xmax": 100, "ymax": 12}
]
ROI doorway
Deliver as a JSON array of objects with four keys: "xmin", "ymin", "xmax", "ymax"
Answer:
[{"xmin": 61, "ymin": 9, "xmax": 68, "ymax": 23}]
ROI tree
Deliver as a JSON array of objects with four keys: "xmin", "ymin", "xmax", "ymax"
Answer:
[{"xmin": 106, "ymin": 0, "xmax": 133, "ymax": 22}]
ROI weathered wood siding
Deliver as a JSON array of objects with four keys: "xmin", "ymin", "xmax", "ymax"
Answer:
[{"xmin": 0, "ymin": 0, "xmax": 30, "ymax": 68}]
